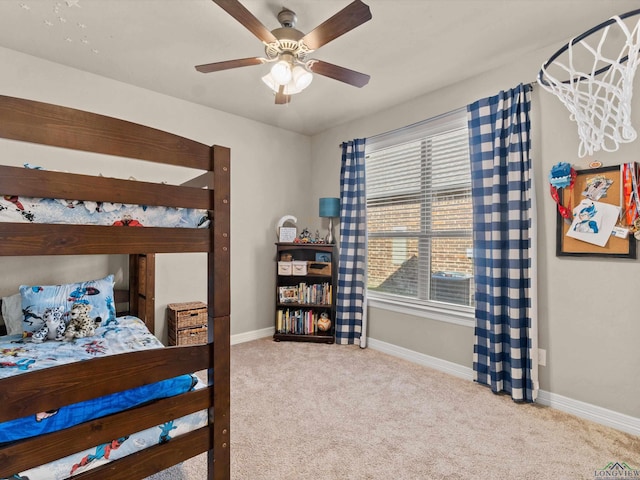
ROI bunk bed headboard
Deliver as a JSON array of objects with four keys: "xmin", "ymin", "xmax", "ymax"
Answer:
[{"xmin": 0, "ymin": 95, "xmax": 231, "ymax": 479}]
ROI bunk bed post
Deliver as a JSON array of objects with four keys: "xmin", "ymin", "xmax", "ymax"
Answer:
[
  {"xmin": 128, "ymin": 253, "xmax": 156, "ymax": 333},
  {"xmin": 209, "ymin": 145, "xmax": 231, "ymax": 479}
]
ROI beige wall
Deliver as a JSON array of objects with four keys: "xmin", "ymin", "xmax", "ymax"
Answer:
[
  {"xmin": 310, "ymin": 45, "xmax": 640, "ymax": 419},
  {"xmin": 0, "ymin": 47, "xmax": 314, "ymax": 343}
]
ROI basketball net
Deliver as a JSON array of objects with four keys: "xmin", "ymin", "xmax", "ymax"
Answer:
[{"xmin": 538, "ymin": 13, "xmax": 640, "ymax": 157}]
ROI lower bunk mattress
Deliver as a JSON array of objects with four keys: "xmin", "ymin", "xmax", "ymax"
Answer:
[
  {"xmin": 0, "ymin": 315, "xmax": 207, "ymax": 479},
  {"xmin": 1, "ymin": 409, "xmax": 207, "ymax": 480}
]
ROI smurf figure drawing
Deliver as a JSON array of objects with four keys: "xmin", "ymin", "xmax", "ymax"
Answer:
[
  {"xmin": 573, "ymin": 202, "xmax": 599, "ymax": 233},
  {"xmin": 567, "ymin": 199, "xmax": 619, "ymax": 247}
]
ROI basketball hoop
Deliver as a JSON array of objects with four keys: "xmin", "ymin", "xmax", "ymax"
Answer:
[{"xmin": 538, "ymin": 9, "xmax": 640, "ymax": 157}]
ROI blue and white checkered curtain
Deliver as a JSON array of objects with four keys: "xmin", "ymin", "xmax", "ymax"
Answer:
[
  {"xmin": 467, "ymin": 83, "xmax": 538, "ymax": 402},
  {"xmin": 336, "ymin": 138, "xmax": 368, "ymax": 346}
]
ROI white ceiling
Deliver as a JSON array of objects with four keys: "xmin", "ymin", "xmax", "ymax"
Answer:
[{"xmin": 1, "ymin": 0, "xmax": 639, "ymax": 136}]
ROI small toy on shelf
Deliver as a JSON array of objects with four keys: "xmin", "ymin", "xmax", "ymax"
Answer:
[
  {"xmin": 294, "ymin": 227, "xmax": 328, "ymax": 244},
  {"xmin": 293, "ymin": 227, "xmax": 312, "ymax": 243},
  {"xmin": 317, "ymin": 312, "xmax": 332, "ymax": 332}
]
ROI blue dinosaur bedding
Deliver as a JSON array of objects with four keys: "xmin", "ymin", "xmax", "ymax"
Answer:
[
  {"xmin": 0, "ymin": 316, "xmax": 197, "ymax": 444},
  {"xmin": 0, "ymin": 195, "xmax": 209, "ymax": 228},
  {"xmin": 2, "ymin": 407, "xmax": 207, "ymax": 480}
]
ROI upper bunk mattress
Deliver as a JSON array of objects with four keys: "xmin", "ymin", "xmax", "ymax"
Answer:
[{"xmin": 0, "ymin": 195, "xmax": 209, "ymax": 228}]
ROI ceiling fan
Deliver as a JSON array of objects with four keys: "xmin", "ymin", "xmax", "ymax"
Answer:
[{"xmin": 195, "ymin": 0, "xmax": 372, "ymax": 105}]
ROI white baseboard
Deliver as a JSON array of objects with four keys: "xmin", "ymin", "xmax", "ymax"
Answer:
[
  {"xmin": 367, "ymin": 337, "xmax": 474, "ymax": 381},
  {"xmin": 367, "ymin": 337, "xmax": 640, "ymax": 438},
  {"xmin": 231, "ymin": 326, "xmax": 274, "ymax": 345},
  {"xmin": 535, "ymin": 390, "xmax": 640, "ymax": 437}
]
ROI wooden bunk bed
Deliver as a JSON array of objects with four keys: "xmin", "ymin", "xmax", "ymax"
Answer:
[{"xmin": 0, "ymin": 95, "xmax": 230, "ymax": 480}]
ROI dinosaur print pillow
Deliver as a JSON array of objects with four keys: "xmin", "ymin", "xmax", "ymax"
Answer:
[{"xmin": 20, "ymin": 274, "xmax": 116, "ymax": 337}]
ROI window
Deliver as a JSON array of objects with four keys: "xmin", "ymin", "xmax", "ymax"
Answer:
[{"xmin": 365, "ymin": 108, "xmax": 474, "ymax": 313}]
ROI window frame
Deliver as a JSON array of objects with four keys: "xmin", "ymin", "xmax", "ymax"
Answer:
[{"xmin": 365, "ymin": 107, "xmax": 474, "ymax": 327}]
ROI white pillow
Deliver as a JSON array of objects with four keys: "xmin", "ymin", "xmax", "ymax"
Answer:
[{"xmin": 1, "ymin": 293, "xmax": 23, "ymax": 335}]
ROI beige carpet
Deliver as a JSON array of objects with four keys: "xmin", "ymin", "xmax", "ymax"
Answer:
[{"xmin": 147, "ymin": 338, "xmax": 639, "ymax": 480}]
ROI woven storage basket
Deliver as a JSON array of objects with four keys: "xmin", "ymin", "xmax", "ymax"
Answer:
[
  {"xmin": 168, "ymin": 301, "xmax": 207, "ymax": 328},
  {"xmin": 307, "ymin": 261, "xmax": 331, "ymax": 275},
  {"xmin": 175, "ymin": 326, "xmax": 207, "ymax": 345}
]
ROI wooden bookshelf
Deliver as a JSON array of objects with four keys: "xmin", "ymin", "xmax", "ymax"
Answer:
[{"xmin": 274, "ymin": 243, "xmax": 336, "ymax": 344}]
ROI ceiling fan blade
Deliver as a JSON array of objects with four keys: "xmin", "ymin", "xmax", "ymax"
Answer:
[
  {"xmin": 275, "ymin": 85, "xmax": 291, "ymax": 105},
  {"xmin": 212, "ymin": 0, "xmax": 278, "ymax": 44},
  {"xmin": 301, "ymin": 0, "xmax": 372, "ymax": 51},
  {"xmin": 195, "ymin": 57, "xmax": 265, "ymax": 73},
  {"xmin": 308, "ymin": 60, "xmax": 370, "ymax": 88}
]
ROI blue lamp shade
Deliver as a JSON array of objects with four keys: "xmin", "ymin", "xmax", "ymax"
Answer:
[{"xmin": 319, "ymin": 197, "xmax": 340, "ymax": 218}]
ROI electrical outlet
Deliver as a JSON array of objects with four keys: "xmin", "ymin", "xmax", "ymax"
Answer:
[{"xmin": 538, "ymin": 348, "xmax": 547, "ymax": 366}]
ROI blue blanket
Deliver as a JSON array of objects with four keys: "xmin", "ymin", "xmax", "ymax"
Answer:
[{"xmin": 0, "ymin": 374, "xmax": 197, "ymax": 443}]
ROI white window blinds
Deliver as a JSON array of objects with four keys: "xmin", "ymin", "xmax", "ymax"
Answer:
[{"xmin": 365, "ymin": 108, "xmax": 474, "ymax": 307}]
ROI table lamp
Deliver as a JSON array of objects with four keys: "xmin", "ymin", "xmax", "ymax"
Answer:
[{"xmin": 319, "ymin": 197, "xmax": 340, "ymax": 244}]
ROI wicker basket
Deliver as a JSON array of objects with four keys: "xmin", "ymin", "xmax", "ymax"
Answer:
[
  {"xmin": 174, "ymin": 326, "xmax": 207, "ymax": 345},
  {"xmin": 167, "ymin": 302, "xmax": 207, "ymax": 328},
  {"xmin": 307, "ymin": 261, "xmax": 331, "ymax": 275},
  {"xmin": 167, "ymin": 301, "xmax": 207, "ymax": 346}
]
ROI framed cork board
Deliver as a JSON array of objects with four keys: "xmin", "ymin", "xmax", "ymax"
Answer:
[{"xmin": 556, "ymin": 165, "xmax": 636, "ymax": 258}]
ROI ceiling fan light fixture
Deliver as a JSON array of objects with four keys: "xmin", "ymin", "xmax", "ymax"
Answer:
[
  {"xmin": 261, "ymin": 73, "xmax": 278, "ymax": 91},
  {"xmin": 262, "ymin": 73, "xmax": 299, "ymax": 95},
  {"xmin": 270, "ymin": 59, "xmax": 292, "ymax": 85},
  {"xmin": 292, "ymin": 66, "xmax": 313, "ymax": 91},
  {"xmin": 262, "ymin": 66, "xmax": 313, "ymax": 96}
]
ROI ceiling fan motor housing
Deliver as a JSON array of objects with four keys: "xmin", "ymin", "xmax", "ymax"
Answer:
[{"xmin": 277, "ymin": 8, "xmax": 297, "ymax": 28}]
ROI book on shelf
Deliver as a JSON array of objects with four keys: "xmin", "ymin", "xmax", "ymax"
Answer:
[
  {"xmin": 278, "ymin": 282, "xmax": 331, "ymax": 305},
  {"xmin": 276, "ymin": 309, "xmax": 283, "ymax": 333},
  {"xmin": 275, "ymin": 308, "xmax": 330, "ymax": 335}
]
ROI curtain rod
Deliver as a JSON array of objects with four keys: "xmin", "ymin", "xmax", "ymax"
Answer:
[
  {"xmin": 339, "ymin": 82, "xmax": 535, "ymax": 148},
  {"xmin": 339, "ymin": 106, "xmax": 466, "ymax": 148}
]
